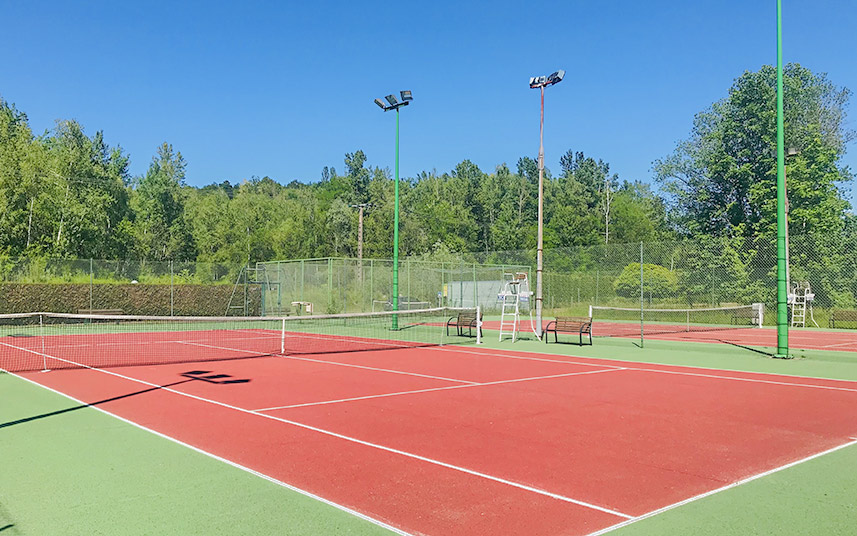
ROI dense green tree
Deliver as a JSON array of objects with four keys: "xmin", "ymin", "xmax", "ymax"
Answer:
[
  {"xmin": 654, "ymin": 63, "xmax": 854, "ymax": 239},
  {"xmin": 131, "ymin": 142, "xmax": 194, "ymax": 260}
]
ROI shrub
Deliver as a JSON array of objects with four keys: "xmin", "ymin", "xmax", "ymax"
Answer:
[{"xmin": 613, "ymin": 263, "xmax": 678, "ymax": 298}]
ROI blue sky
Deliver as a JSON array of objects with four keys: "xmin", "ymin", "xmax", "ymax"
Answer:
[{"xmin": 3, "ymin": 0, "xmax": 856, "ymax": 201}]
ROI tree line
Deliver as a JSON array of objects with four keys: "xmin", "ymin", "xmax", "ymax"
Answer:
[{"xmin": 1, "ymin": 63, "xmax": 853, "ymax": 268}]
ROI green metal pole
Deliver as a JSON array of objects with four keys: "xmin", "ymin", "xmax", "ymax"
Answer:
[
  {"xmin": 640, "ymin": 242, "xmax": 646, "ymax": 348},
  {"xmin": 392, "ymin": 108, "xmax": 400, "ymax": 329},
  {"xmin": 775, "ymin": 0, "xmax": 789, "ymax": 357},
  {"xmin": 327, "ymin": 258, "xmax": 333, "ymax": 313}
]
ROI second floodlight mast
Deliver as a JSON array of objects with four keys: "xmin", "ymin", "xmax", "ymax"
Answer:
[
  {"xmin": 374, "ymin": 90, "xmax": 413, "ymax": 329},
  {"xmin": 529, "ymin": 70, "xmax": 564, "ymax": 339}
]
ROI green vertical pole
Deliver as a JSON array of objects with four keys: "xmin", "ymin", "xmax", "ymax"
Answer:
[
  {"xmin": 407, "ymin": 258, "xmax": 411, "ymax": 309},
  {"xmin": 170, "ymin": 260, "xmax": 174, "ymax": 316},
  {"xmin": 89, "ymin": 258, "xmax": 93, "ymax": 313},
  {"xmin": 392, "ymin": 108, "xmax": 401, "ymax": 329},
  {"xmin": 370, "ymin": 259, "xmax": 374, "ymax": 310},
  {"xmin": 640, "ymin": 242, "xmax": 644, "ymax": 348},
  {"xmin": 300, "ymin": 260, "xmax": 304, "ymax": 302},
  {"xmin": 775, "ymin": 0, "xmax": 789, "ymax": 358}
]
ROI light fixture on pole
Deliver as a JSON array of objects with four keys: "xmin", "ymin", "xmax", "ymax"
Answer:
[
  {"xmin": 528, "ymin": 69, "xmax": 564, "ymax": 339},
  {"xmin": 374, "ymin": 90, "xmax": 413, "ymax": 329}
]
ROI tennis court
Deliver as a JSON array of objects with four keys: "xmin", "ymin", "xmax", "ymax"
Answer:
[{"xmin": 3, "ymin": 308, "xmax": 857, "ymax": 535}]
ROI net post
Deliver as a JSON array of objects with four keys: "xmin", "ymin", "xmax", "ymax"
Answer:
[
  {"xmin": 476, "ymin": 305, "xmax": 482, "ymax": 345},
  {"xmin": 588, "ymin": 304, "xmax": 593, "ymax": 318},
  {"xmin": 755, "ymin": 302, "xmax": 764, "ymax": 328},
  {"xmin": 280, "ymin": 317, "xmax": 286, "ymax": 355}
]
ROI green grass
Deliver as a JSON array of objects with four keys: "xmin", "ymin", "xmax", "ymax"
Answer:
[
  {"xmin": 609, "ymin": 442, "xmax": 857, "ymax": 536},
  {"xmin": 0, "ymin": 372, "xmax": 395, "ymax": 535}
]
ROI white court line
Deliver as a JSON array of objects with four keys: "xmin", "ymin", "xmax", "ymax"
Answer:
[
  {"xmin": 624, "ymin": 367, "xmax": 857, "ymax": 393},
  {"xmin": 1, "ymin": 367, "xmax": 413, "ymax": 536},
  {"xmin": 585, "ymin": 438, "xmax": 857, "ymax": 536},
  {"xmin": 438, "ymin": 345, "xmax": 857, "ymax": 392},
  {"xmin": 254, "ymin": 368, "xmax": 624, "ymax": 412},
  {"xmin": 820, "ymin": 340, "xmax": 857, "ymax": 349},
  {"xmin": 180, "ymin": 341, "xmax": 479, "ymax": 385},
  {"xmin": 5, "ymin": 343, "xmax": 633, "ymax": 520}
]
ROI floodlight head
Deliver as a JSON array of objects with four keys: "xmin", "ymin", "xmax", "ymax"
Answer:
[
  {"xmin": 374, "ymin": 98, "xmax": 387, "ymax": 110},
  {"xmin": 529, "ymin": 75, "xmax": 547, "ymax": 88},
  {"xmin": 400, "ymin": 90, "xmax": 413, "ymax": 102},
  {"xmin": 547, "ymin": 70, "xmax": 565, "ymax": 85},
  {"xmin": 385, "ymin": 94, "xmax": 399, "ymax": 106}
]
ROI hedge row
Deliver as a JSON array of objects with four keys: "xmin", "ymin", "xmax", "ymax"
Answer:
[{"xmin": 0, "ymin": 283, "xmax": 261, "ymax": 316}]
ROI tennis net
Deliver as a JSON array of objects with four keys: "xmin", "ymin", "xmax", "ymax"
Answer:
[
  {"xmin": 0, "ymin": 307, "xmax": 476, "ymax": 372},
  {"xmin": 588, "ymin": 303, "xmax": 763, "ymax": 338}
]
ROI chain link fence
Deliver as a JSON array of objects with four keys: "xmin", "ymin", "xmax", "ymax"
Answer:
[
  {"xmin": 256, "ymin": 257, "xmax": 531, "ymax": 315},
  {"xmin": 477, "ymin": 234, "xmax": 857, "ymax": 327},
  {"xmin": 3, "ymin": 233, "xmax": 854, "ymax": 327}
]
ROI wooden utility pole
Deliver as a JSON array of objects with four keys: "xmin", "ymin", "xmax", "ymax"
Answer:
[{"xmin": 350, "ymin": 203, "xmax": 371, "ymax": 281}]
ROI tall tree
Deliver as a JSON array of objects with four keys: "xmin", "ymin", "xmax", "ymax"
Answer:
[
  {"xmin": 654, "ymin": 63, "xmax": 854, "ymax": 239},
  {"xmin": 131, "ymin": 142, "xmax": 194, "ymax": 260}
]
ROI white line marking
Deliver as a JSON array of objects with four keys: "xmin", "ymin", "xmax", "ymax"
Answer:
[
  {"xmin": 254, "ymin": 368, "xmax": 624, "ymax": 412},
  {"xmin": 180, "ymin": 340, "xmax": 478, "ymax": 385},
  {"xmin": 1, "ymin": 367, "xmax": 413, "ymax": 536},
  {"xmin": 438, "ymin": 345, "xmax": 857, "ymax": 392},
  {"xmin": 584, "ymin": 439, "xmax": 857, "ymax": 536},
  {"xmin": 7, "ymin": 344, "xmax": 632, "ymax": 520},
  {"xmin": 820, "ymin": 340, "xmax": 857, "ymax": 349},
  {"xmin": 624, "ymin": 367, "xmax": 857, "ymax": 393},
  {"xmin": 434, "ymin": 345, "xmax": 627, "ymax": 370}
]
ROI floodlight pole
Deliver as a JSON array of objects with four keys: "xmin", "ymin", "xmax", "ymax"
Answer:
[
  {"xmin": 393, "ymin": 107, "xmax": 400, "ymax": 329},
  {"xmin": 374, "ymin": 91, "xmax": 412, "ymax": 330},
  {"xmin": 529, "ymin": 70, "xmax": 563, "ymax": 339},
  {"xmin": 536, "ymin": 85, "xmax": 546, "ymax": 339},
  {"xmin": 775, "ymin": 0, "xmax": 789, "ymax": 357}
]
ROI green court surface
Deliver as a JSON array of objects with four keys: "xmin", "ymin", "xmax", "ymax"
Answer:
[
  {"xmin": 0, "ymin": 373, "xmax": 393, "ymax": 536},
  {"xmin": 2, "ymin": 333, "xmax": 856, "ymax": 535}
]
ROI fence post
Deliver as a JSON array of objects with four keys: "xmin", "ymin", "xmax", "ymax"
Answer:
[
  {"xmin": 327, "ymin": 258, "xmax": 333, "ymax": 312},
  {"xmin": 472, "ymin": 263, "xmax": 477, "ymax": 310},
  {"xmin": 170, "ymin": 260, "xmax": 174, "ymax": 316},
  {"xmin": 89, "ymin": 258, "xmax": 93, "ymax": 312},
  {"xmin": 595, "ymin": 270, "xmax": 600, "ymax": 305},
  {"xmin": 300, "ymin": 259, "xmax": 305, "ymax": 301}
]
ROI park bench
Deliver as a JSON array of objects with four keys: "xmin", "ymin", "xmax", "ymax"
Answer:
[
  {"xmin": 446, "ymin": 310, "xmax": 482, "ymax": 338},
  {"xmin": 731, "ymin": 307, "xmax": 760, "ymax": 326},
  {"xmin": 544, "ymin": 316, "xmax": 593, "ymax": 345},
  {"xmin": 829, "ymin": 309, "xmax": 857, "ymax": 329}
]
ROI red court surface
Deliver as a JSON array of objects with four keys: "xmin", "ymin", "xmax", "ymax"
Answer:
[
  {"xmin": 13, "ymin": 343, "xmax": 857, "ymax": 536},
  {"xmin": 480, "ymin": 319, "xmax": 857, "ymax": 353}
]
